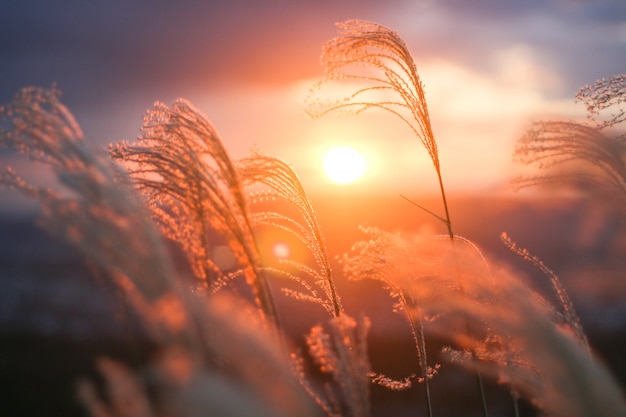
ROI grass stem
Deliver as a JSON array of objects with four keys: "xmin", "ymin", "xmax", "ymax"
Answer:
[{"xmin": 435, "ymin": 168, "xmax": 490, "ymax": 417}]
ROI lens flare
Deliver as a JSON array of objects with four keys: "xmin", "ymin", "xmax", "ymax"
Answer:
[{"xmin": 272, "ymin": 241, "xmax": 291, "ymax": 259}]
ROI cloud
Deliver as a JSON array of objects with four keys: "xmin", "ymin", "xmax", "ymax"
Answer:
[
  {"xmin": 1, "ymin": 0, "xmax": 623, "ymax": 196},
  {"xmin": 388, "ymin": 0, "xmax": 625, "ymax": 96}
]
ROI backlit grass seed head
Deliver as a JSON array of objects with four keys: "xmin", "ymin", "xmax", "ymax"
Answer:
[
  {"xmin": 426, "ymin": 269, "xmax": 626, "ymax": 417},
  {"xmin": 369, "ymin": 373, "xmax": 414, "ymax": 391},
  {"xmin": 110, "ymin": 99, "xmax": 279, "ymax": 329},
  {"xmin": 110, "ymin": 100, "xmax": 254, "ymax": 287},
  {"xmin": 305, "ymin": 314, "xmax": 372, "ymax": 417},
  {"xmin": 341, "ymin": 227, "xmax": 490, "ymax": 386},
  {"xmin": 0, "ymin": 87, "xmax": 203, "ymax": 351},
  {"xmin": 576, "ymin": 73, "xmax": 625, "ymax": 130},
  {"xmin": 501, "ymin": 232, "xmax": 588, "ymax": 348},
  {"xmin": 238, "ymin": 154, "xmax": 342, "ymax": 317},
  {"xmin": 512, "ymin": 120, "xmax": 626, "ymax": 208},
  {"xmin": 514, "ymin": 74, "xmax": 626, "ymax": 210},
  {"xmin": 307, "ymin": 19, "xmax": 440, "ymax": 172}
]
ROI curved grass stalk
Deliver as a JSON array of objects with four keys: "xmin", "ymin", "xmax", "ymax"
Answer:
[
  {"xmin": 514, "ymin": 74, "xmax": 626, "ymax": 212},
  {"xmin": 238, "ymin": 154, "xmax": 342, "ymax": 317},
  {"xmin": 425, "ymin": 264, "xmax": 626, "ymax": 417},
  {"xmin": 307, "ymin": 20, "xmax": 439, "ymax": 168},
  {"xmin": 347, "ymin": 226, "xmax": 626, "ymax": 417},
  {"xmin": 238, "ymin": 155, "xmax": 375, "ymax": 416},
  {"xmin": 512, "ymin": 120, "xmax": 626, "ymax": 210},
  {"xmin": 342, "ymin": 227, "xmax": 444, "ymax": 416},
  {"xmin": 501, "ymin": 233, "xmax": 589, "ymax": 348},
  {"xmin": 499, "ymin": 232, "xmax": 592, "ymax": 415},
  {"xmin": 576, "ymin": 74, "xmax": 625, "ymax": 131},
  {"xmin": 0, "ymin": 86, "xmax": 205, "ymax": 356},
  {"xmin": 110, "ymin": 99, "xmax": 280, "ymax": 331},
  {"xmin": 1, "ymin": 87, "xmax": 322, "ymax": 417},
  {"xmin": 308, "ymin": 19, "xmax": 489, "ymax": 416},
  {"xmin": 300, "ymin": 314, "xmax": 372, "ymax": 417},
  {"xmin": 112, "ymin": 99, "xmax": 358, "ymax": 414}
]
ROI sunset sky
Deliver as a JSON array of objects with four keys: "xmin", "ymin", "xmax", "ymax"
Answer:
[{"xmin": 2, "ymin": 0, "xmax": 625, "ymax": 199}]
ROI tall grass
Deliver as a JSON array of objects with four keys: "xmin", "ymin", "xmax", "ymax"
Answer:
[
  {"xmin": 306, "ymin": 20, "xmax": 450, "ymax": 235},
  {"xmin": 306, "ymin": 19, "xmax": 488, "ymax": 417},
  {"xmin": 0, "ymin": 86, "xmax": 319, "ymax": 417},
  {"xmin": 513, "ymin": 74, "xmax": 625, "ymax": 210},
  {"xmin": 343, "ymin": 226, "xmax": 625, "ymax": 417},
  {"xmin": 578, "ymin": 74, "xmax": 625, "ymax": 132},
  {"xmin": 236, "ymin": 154, "xmax": 342, "ymax": 318},
  {"xmin": 1, "ymin": 21, "xmax": 626, "ymax": 417},
  {"xmin": 110, "ymin": 99, "xmax": 281, "ymax": 331}
]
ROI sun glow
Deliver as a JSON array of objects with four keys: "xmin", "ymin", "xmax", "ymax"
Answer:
[{"xmin": 323, "ymin": 146, "xmax": 367, "ymax": 184}]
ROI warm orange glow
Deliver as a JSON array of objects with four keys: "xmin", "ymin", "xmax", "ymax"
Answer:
[
  {"xmin": 272, "ymin": 241, "xmax": 291, "ymax": 259},
  {"xmin": 323, "ymin": 146, "xmax": 367, "ymax": 184}
]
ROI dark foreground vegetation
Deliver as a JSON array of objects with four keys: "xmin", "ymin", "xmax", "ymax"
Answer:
[{"xmin": 1, "ymin": 19, "xmax": 624, "ymax": 417}]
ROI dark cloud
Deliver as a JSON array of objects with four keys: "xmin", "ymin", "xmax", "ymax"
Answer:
[
  {"xmin": 3, "ymin": 0, "xmax": 623, "ymax": 102},
  {"xmin": 572, "ymin": 0, "xmax": 626, "ymax": 23},
  {"xmin": 0, "ymin": 0, "xmax": 394, "ymax": 144},
  {"xmin": 1, "ymin": 0, "xmax": 623, "ymax": 144},
  {"xmin": 0, "ymin": 0, "xmax": 390, "ymax": 102},
  {"xmin": 434, "ymin": 0, "xmax": 626, "ymax": 22},
  {"xmin": 392, "ymin": 0, "xmax": 625, "ymax": 97},
  {"xmin": 434, "ymin": 0, "xmax": 556, "ymax": 18}
]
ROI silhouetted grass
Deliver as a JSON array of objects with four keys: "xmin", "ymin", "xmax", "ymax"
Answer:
[
  {"xmin": 307, "ymin": 19, "xmax": 487, "ymax": 417},
  {"xmin": 1, "ymin": 21, "xmax": 625, "ymax": 417},
  {"xmin": 513, "ymin": 74, "xmax": 625, "ymax": 210}
]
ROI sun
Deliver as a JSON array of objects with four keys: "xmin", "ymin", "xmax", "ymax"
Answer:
[{"xmin": 323, "ymin": 146, "xmax": 367, "ymax": 184}]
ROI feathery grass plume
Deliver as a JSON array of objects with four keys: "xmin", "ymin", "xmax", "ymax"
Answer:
[
  {"xmin": 422, "ymin": 264, "xmax": 626, "ymax": 417},
  {"xmin": 110, "ymin": 100, "xmax": 280, "ymax": 330},
  {"xmin": 500, "ymin": 233, "xmax": 588, "ymax": 348},
  {"xmin": 306, "ymin": 19, "xmax": 453, "ymax": 236},
  {"xmin": 513, "ymin": 75, "xmax": 626, "ymax": 209},
  {"xmin": 237, "ymin": 154, "xmax": 342, "ymax": 317},
  {"xmin": 346, "ymin": 226, "xmax": 625, "ymax": 417},
  {"xmin": 293, "ymin": 314, "xmax": 371, "ymax": 417},
  {"xmin": 512, "ymin": 120, "xmax": 626, "ymax": 208},
  {"xmin": 78, "ymin": 294, "xmax": 320, "ymax": 417},
  {"xmin": 577, "ymin": 74, "xmax": 625, "ymax": 131},
  {"xmin": 0, "ymin": 87, "xmax": 318, "ymax": 417},
  {"xmin": 309, "ymin": 19, "xmax": 489, "ymax": 416},
  {"xmin": 307, "ymin": 20, "xmax": 439, "ymax": 170},
  {"xmin": 345, "ymin": 228, "xmax": 558, "ymax": 416},
  {"xmin": 342, "ymin": 228, "xmax": 489, "ymax": 393},
  {"xmin": 0, "ymin": 86, "xmax": 204, "ymax": 351}
]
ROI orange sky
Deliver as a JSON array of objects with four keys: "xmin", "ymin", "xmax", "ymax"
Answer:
[
  {"xmin": 1, "ymin": 1, "xmax": 624, "ymax": 210},
  {"xmin": 185, "ymin": 58, "xmax": 586, "ymax": 197}
]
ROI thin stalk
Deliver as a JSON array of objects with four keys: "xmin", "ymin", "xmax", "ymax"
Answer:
[
  {"xmin": 399, "ymin": 194, "xmax": 449, "ymax": 226},
  {"xmin": 405, "ymin": 298, "xmax": 433, "ymax": 417},
  {"xmin": 436, "ymin": 173, "xmax": 454, "ymax": 241},
  {"xmin": 424, "ymin": 375, "xmax": 433, "ymax": 417},
  {"xmin": 240, "ymin": 212, "xmax": 282, "ymax": 334},
  {"xmin": 435, "ymin": 167, "xmax": 490, "ymax": 417}
]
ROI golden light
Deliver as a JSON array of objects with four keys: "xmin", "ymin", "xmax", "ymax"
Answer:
[
  {"xmin": 323, "ymin": 146, "xmax": 367, "ymax": 184},
  {"xmin": 272, "ymin": 241, "xmax": 291, "ymax": 259}
]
